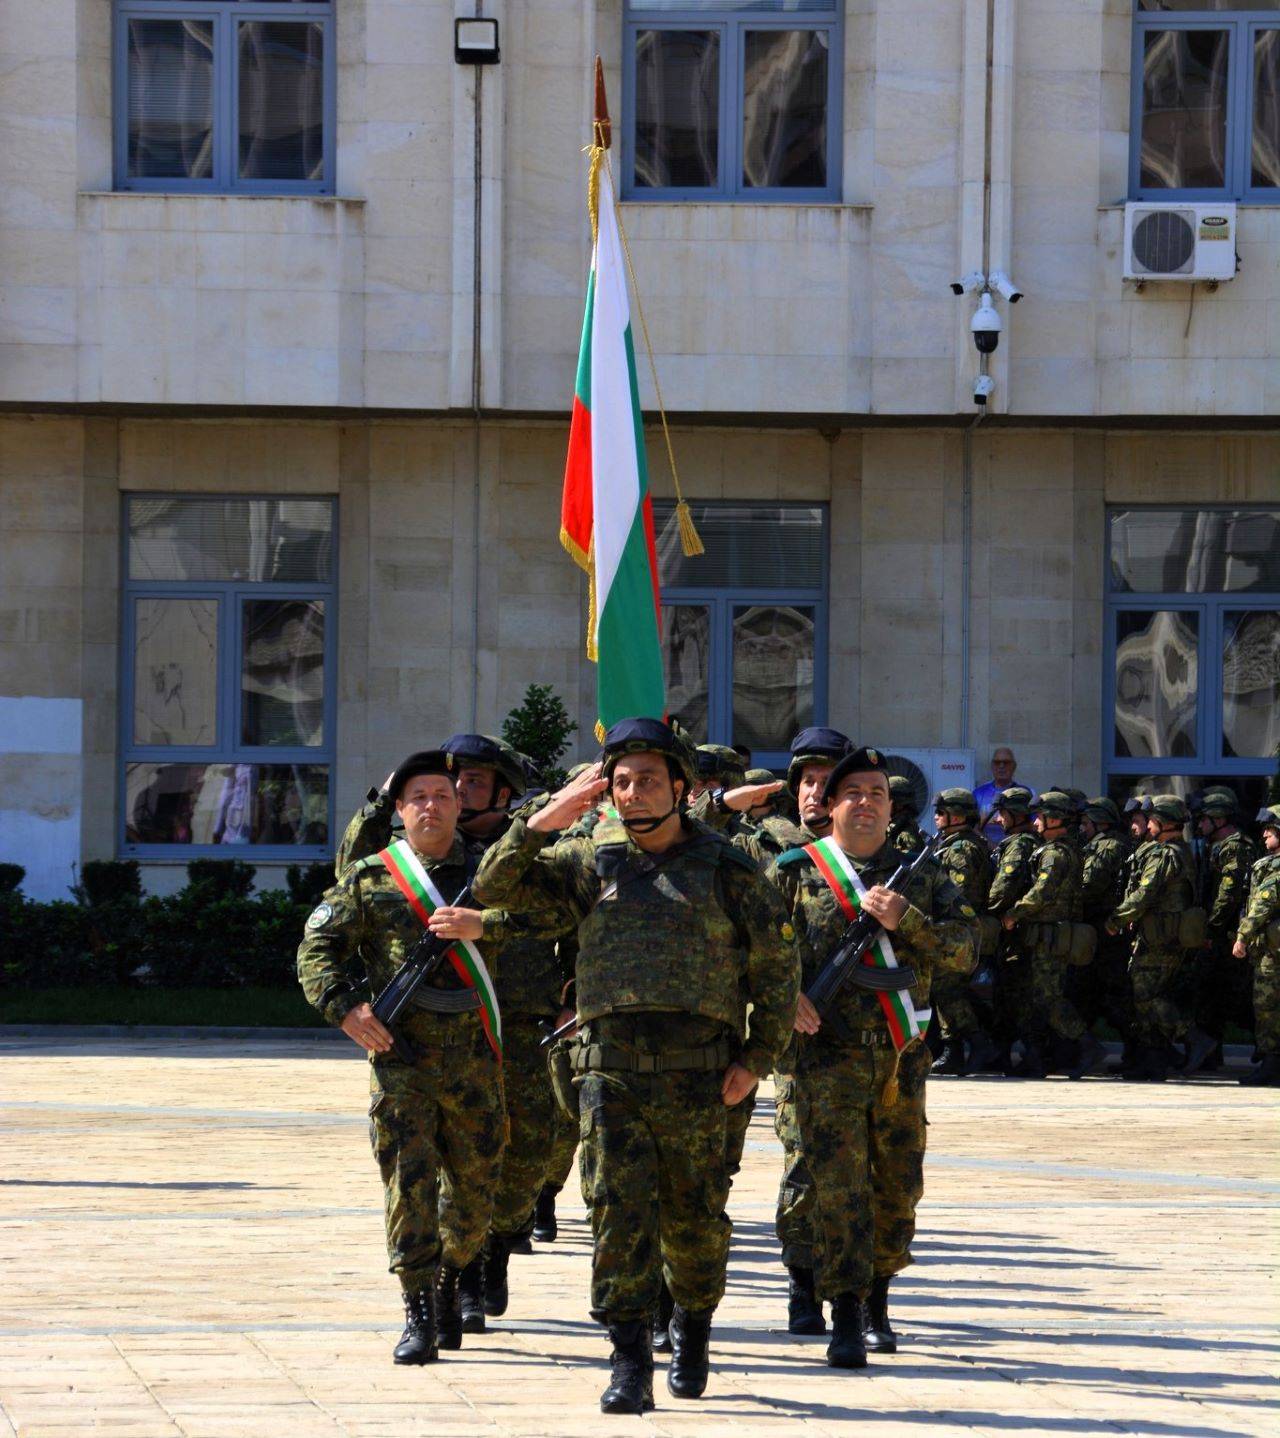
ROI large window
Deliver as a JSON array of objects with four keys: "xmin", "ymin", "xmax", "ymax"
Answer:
[
  {"xmin": 656, "ymin": 500, "xmax": 828, "ymax": 769},
  {"xmin": 1105, "ymin": 506, "xmax": 1280, "ymax": 811},
  {"xmin": 1131, "ymin": 2, "xmax": 1280, "ymax": 201},
  {"xmin": 114, "ymin": 2, "xmax": 335, "ymax": 193},
  {"xmin": 623, "ymin": 3, "xmax": 842, "ymax": 201},
  {"xmin": 121, "ymin": 496, "xmax": 337, "ymax": 857}
]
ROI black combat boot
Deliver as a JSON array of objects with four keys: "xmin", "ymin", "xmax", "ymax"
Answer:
[
  {"xmin": 786, "ymin": 1266, "xmax": 826, "ymax": 1335},
  {"xmin": 652, "ymin": 1278, "xmax": 675, "ymax": 1353},
  {"xmin": 1124, "ymin": 1046, "xmax": 1167, "ymax": 1082},
  {"xmin": 483, "ymin": 1235, "xmax": 510, "ymax": 1317},
  {"xmin": 961, "ymin": 1032, "xmax": 1001, "ymax": 1075},
  {"xmin": 458, "ymin": 1253, "xmax": 485, "ymax": 1334},
  {"xmin": 532, "ymin": 1185, "xmax": 558, "ymax": 1242},
  {"xmin": 1068, "ymin": 1030, "xmax": 1109, "ymax": 1081},
  {"xmin": 930, "ymin": 1041, "xmax": 965, "ymax": 1076},
  {"xmin": 392, "ymin": 1287, "xmax": 438, "ymax": 1365},
  {"xmin": 1180, "ymin": 1026, "xmax": 1217, "ymax": 1077},
  {"xmin": 599, "ymin": 1320, "xmax": 654, "ymax": 1414},
  {"xmin": 826, "ymin": 1293, "xmax": 868, "ymax": 1368},
  {"xmin": 1240, "ymin": 1055, "xmax": 1280, "ymax": 1086},
  {"xmin": 435, "ymin": 1262, "xmax": 464, "ymax": 1350},
  {"xmin": 667, "ymin": 1305, "xmax": 713, "ymax": 1399},
  {"xmin": 863, "ymin": 1276, "xmax": 897, "ymax": 1354}
]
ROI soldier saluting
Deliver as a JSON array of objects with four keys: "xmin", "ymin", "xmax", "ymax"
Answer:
[
  {"xmin": 296, "ymin": 751, "xmax": 512, "ymax": 1365},
  {"xmin": 472, "ymin": 718, "xmax": 799, "ymax": 1415}
]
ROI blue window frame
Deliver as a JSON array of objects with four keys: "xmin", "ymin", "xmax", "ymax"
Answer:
[
  {"xmin": 622, "ymin": 2, "xmax": 843, "ymax": 202},
  {"xmin": 1130, "ymin": 3, "xmax": 1280, "ymax": 202},
  {"xmin": 113, "ymin": 1, "xmax": 336, "ymax": 194},
  {"xmin": 120, "ymin": 495, "xmax": 338, "ymax": 859},
  {"xmin": 1103, "ymin": 505, "xmax": 1280, "ymax": 810},
  {"xmin": 654, "ymin": 500, "xmax": 829, "ymax": 770}
]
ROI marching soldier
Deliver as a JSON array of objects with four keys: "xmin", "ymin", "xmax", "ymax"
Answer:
[
  {"xmin": 1193, "ymin": 787, "xmax": 1258, "ymax": 1066},
  {"xmin": 768, "ymin": 747, "xmax": 976, "ymax": 1368},
  {"xmin": 1078, "ymin": 797, "xmax": 1135, "ymax": 1045},
  {"xmin": 1000, "ymin": 792, "xmax": 1107, "ymax": 1079},
  {"xmin": 1106, "ymin": 795, "xmax": 1216, "ymax": 1080},
  {"xmin": 472, "ymin": 718, "xmax": 798, "ymax": 1414},
  {"xmin": 887, "ymin": 776, "xmax": 926, "ymax": 855},
  {"xmin": 930, "ymin": 789, "xmax": 994, "ymax": 1074},
  {"xmin": 983, "ymin": 786, "xmax": 1040, "ymax": 1073},
  {"xmin": 1233, "ymin": 805, "xmax": 1280, "ymax": 1086},
  {"xmin": 296, "ymin": 751, "xmax": 511, "ymax": 1364}
]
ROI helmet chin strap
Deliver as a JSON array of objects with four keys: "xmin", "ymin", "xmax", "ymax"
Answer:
[{"xmin": 620, "ymin": 803, "xmax": 679, "ymax": 834}]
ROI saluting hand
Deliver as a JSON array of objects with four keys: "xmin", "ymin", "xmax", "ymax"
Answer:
[
  {"xmin": 721, "ymin": 779, "xmax": 785, "ymax": 813},
  {"xmin": 528, "ymin": 763, "xmax": 608, "ymax": 833}
]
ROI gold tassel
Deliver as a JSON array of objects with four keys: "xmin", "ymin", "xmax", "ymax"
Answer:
[
  {"xmin": 881, "ymin": 1045, "xmax": 903, "ymax": 1107},
  {"xmin": 675, "ymin": 498, "xmax": 705, "ymax": 558}
]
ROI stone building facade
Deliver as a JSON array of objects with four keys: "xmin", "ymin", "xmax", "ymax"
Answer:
[{"xmin": 1, "ymin": 1, "xmax": 1277, "ymax": 895}]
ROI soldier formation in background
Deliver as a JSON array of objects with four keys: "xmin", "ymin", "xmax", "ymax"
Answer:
[{"xmin": 296, "ymin": 722, "xmax": 1280, "ymax": 1409}]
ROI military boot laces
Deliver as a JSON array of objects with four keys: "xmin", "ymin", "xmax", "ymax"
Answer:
[
  {"xmin": 863, "ymin": 1276, "xmax": 897, "ymax": 1354},
  {"xmin": 435, "ymin": 1262, "xmax": 464, "ymax": 1350},
  {"xmin": 930, "ymin": 1041, "xmax": 965, "ymax": 1077},
  {"xmin": 1240, "ymin": 1054, "xmax": 1280, "ymax": 1087},
  {"xmin": 483, "ymin": 1236, "xmax": 510, "ymax": 1318},
  {"xmin": 458, "ymin": 1253, "xmax": 485, "ymax": 1334},
  {"xmin": 652, "ymin": 1279, "xmax": 675, "ymax": 1354},
  {"xmin": 392, "ymin": 1288, "xmax": 438, "ymax": 1365},
  {"xmin": 826, "ymin": 1293, "xmax": 868, "ymax": 1369},
  {"xmin": 786, "ymin": 1266, "xmax": 826, "ymax": 1336},
  {"xmin": 532, "ymin": 1185, "xmax": 558, "ymax": 1243},
  {"xmin": 600, "ymin": 1320, "xmax": 654, "ymax": 1415},
  {"xmin": 667, "ymin": 1306, "xmax": 713, "ymax": 1400}
]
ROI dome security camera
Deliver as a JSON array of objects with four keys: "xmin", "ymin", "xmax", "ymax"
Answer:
[{"xmin": 971, "ymin": 292, "xmax": 1001, "ymax": 354}]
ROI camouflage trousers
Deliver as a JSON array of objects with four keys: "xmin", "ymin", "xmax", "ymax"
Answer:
[
  {"xmin": 1191, "ymin": 945, "xmax": 1254, "ymax": 1043},
  {"xmin": 773, "ymin": 1057, "xmax": 815, "ymax": 1270},
  {"xmin": 724, "ymin": 1091, "xmax": 756, "ymax": 1182},
  {"xmin": 1128, "ymin": 944, "xmax": 1192, "ymax": 1047},
  {"xmin": 1254, "ymin": 952, "xmax": 1280, "ymax": 1056},
  {"xmin": 794, "ymin": 1037, "xmax": 930, "ymax": 1300},
  {"xmin": 931, "ymin": 970, "xmax": 984, "ymax": 1041},
  {"xmin": 1022, "ymin": 952, "xmax": 1088, "ymax": 1044},
  {"xmin": 578, "ymin": 1068, "xmax": 732, "ymax": 1323},
  {"xmin": 368, "ymin": 1025, "xmax": 506, "ymax": 1291},
  {"xmin": 490, "ymin": 1013, "xmax": 575, "ymax": 1239},
  {"xmin": 545, "ymin": 1103, "xmax": 579, "ymax": 1194},
  {"xmin": 1070, "ymin": 930, "xmax": 1135, "ymax": 1039}
]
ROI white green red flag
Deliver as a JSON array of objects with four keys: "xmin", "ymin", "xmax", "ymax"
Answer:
[
  {"xmin": 561, "ymin": 148, "xmax": 665, "ymax": 737},
  {"xmin": 803, "ymin": 836, "xmax": 931, "ymax": 1052},
  {"xmin": 378, "ymin": 839, "xmax": 502, "ymax": 1059}
]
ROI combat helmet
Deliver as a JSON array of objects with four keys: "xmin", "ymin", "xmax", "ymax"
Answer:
[
  {"xmin": 1032, "ymin": 789, "xmax": 1077, "ymax": 821},
  {"xmin": 600, "ymin": 716, "xmax": 697, "ymax": 792},
  {"xmin": 888, "ymin": 773, "xmax": 920, "ymax": 816},
  {"xmin": 1083, "ymin": 796, "xmax": 1122, "ymax": 828},
  {"xmin": 786, "ymin": 727, "xmax": 851, "ymax": 794},
  {"xmin": 1256, "ymin": 804, "xmax": 1280, "ymax": 834},
  {"xmin": 695, "ymin": 743, "xmax": 748, "ymax": 790},
  {"xmin": 1197, "ymin": 785, "xmax": 1239, "ymax": 821},
  {"xmin": 934, "ymin": 787, "xmax": 980, "ymax": 823},
  {"xmin": 1148, "ymin": 793, "xmax": 1189, "ymax": 826},
  {"xmin": 442, "ymin": 733, "xmax": 527, "ymax": 798},
  {"xmin": 995, "ymin": 785, "xmax": 1035, "ymax": 815}
]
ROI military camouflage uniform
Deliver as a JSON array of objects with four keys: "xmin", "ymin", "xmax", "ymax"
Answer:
[
  {"xmin": 1195, "ymin": 829, "xmax": 1260, "ymax": 1046},
  {"xmin": 296, "ymin": 836, "xmax": 513, "ymax": 1290},
  {"xmin": 931, "ymin": 827, "xmax": 993, "ymax": 1045},
  {"xmin": 1078, "ymin": 829, "xmax": 1134, "ymax": 1036},
  {"xmin": 1109, "ymin": 841, "xmax": 1197, "ymax": 1048},
  {"xmin": 1237, "ymin": 853, "xmax": 1280, "ymax": 1058},
  {"xmin": 473, "ymin": 811, "xmax": 798, "ymax": 1323},
  {"xmin": 1005, "ymin": 832, "xmax": 1091, "ymax": 1045},
  {"xmin": 767, "ymin": 840, "xmax": 975, "ymax": 1300},
  {"xmin": 888, "ymin": 817, "xmax": 926, "ymax": 856},
  {"xmin": 986, "ymin": 828, "xmax": 1041, "ymax": 1043}
]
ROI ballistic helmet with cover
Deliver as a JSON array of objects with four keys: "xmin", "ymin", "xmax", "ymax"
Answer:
[
  {"xmin": 695, "ymin": 743, "xmax": 748, "ymax": 789},
  {"xmin": 1198, "ymin": 785, "xmax": 1239, "ymax": 819},
  {"xmin": 1148, "ymin": 793, "xmax": 1189, "ymax": 825},
  {"xmin": 1083, "ymin": 796, "xmax": 1121, "ymax": 827},
  {"xmin": 1032, "ymin": 789, "xmax": 1077, "ymax": 820},
  {"xmin": 934, "ymin": 787, "xmax": 980, "ymax": 822},
  {"xmin": 786, "ymin": 726, "xmax": 851, "ymax": 794},
  {"xmin": 600, "ymin": 716, "xmax": 697, "ymax": 792},
  {"xmin": 442, "ymin": 733, "xmax": 527, "ymax": 798},
  {"xmin": 888, "ymin": 773, "xmax": 920, "ymax": 816},
  {"xmin": 995, "ymin": 785, "xmax": 1035, "ymax": 816},
  {"xmin": 1256, "ymin": 804, "xmax": 1280, "ymax": 833}
]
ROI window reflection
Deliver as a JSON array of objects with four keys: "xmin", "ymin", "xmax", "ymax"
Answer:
[
  {"xmin": 128, "ymin": 497, "xmax": 334, "ymax": 583},
  {"xmin": 662, "ymin": 605, "xmax": 711, "ymax": 741},
  {"xmin": 1140, "ymin": 28, "xmax": 1230, "ymax": 190},
  {"xmin": 733, "ymin": 604, "xmax": 814, "ymax": 751},
  {"xmin": 133, "ymin": 598, "xmax": 218, "ymax": 746},
  {"xmin": 241, "ymin": 599, "xmax": 325, "ymax": 747},
  {"xmin": 1110, "ymin": 509, "xmax": 1280, "ymax": 593},
  {"xmin": 1114, "ymin": 610, "xmax": 1199, "ymax": 759},
  {"xmin": 634, "ymin": 29, "xmax": 720, "ymax": 188},
  {"xmin": 1222, "ymin": 611, "xmax": 1280, "ymax": 758},
  {"xmin": 1254, "ymin": 28, "xmax": 1280, "ymax": 188},
  {"xmin": 742, "ymin": 29, "xmax": 827, "ymax": 188},
  {"xmin": 125, "ymin": 763, "xmax": 329, "ymax": 846}
]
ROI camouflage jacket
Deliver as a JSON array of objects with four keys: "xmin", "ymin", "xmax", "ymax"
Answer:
[
  {"xmin": 332, "ymin": 793, "xmax": 567, "ymax": 1019},
  {"xmin": 1007, "ymin": 835, "xmax": 1083, "ymax": 926},
  {"xmin": 1081, "ymin": 833, "xmax": 1132, "ymax": 919},
  {"xmin": 1237, "ymin": 854, "xmax": 1280, "ymax": 955},
  {"xmin": 987, "ymin": 831, "xmax": 1040, "ymax": 915},
  {"xmin": 1109, "ymin": 840, "xmax": 1195, "ymax": 930},
  {"xmin": 888, "ymin": 817, "xmax": 926, "ymax": 856},
  {"xmin": 296, "ymin": 833, "xmax": 520, "ymax": 1042},
  {"xmin": 1207, "ymin": 829, "xmax": 1259, "ymax": 937},
  {"xmin": 767, "ymin": 838, "xmax": 976, "ymax": 1044},
  {"xmin": 1121, "ymin": 838, "xmax": 1156, "ymax": 902},
  {"xmin": 936, "ymin": 828, "xmax": 993, "ymax": 910},
  {"xmin": 472, "ymin": 813, "xmax": 800, "ymax": 1077}
]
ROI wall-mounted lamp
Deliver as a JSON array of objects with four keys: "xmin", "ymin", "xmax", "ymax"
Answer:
[{"xmin": 455, "ymin": 17, "xmax": 500, "ymax": 65}]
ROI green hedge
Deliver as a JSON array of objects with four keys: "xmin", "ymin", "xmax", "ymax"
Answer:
[{"xmin": 0, "ymin": 859, "xmax": 334, "ymax": 995}]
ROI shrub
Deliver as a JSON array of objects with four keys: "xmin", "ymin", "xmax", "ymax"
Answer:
[
  {"xmin": 0, "ymin": 864, "xmax": 25, "ymax": 895},
  {"xmin": 501, "ymin": 682, "xmax": 577, "ymax": 791},
  {"xmin": 79, "ymin": 860, "xmax": 143, "ymax": 907},
  {"xmin": 286, "ymin": 861, "xmax": 335, "ymax": 908},
  {"xmin": 184, "ymin": 859, "xmax": 257, "ymax": 901}
]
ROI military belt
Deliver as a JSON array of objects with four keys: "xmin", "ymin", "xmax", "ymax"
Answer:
[
  {"xmin": 571, "ymin": 1039, "xmax": 732, "ymax": 1075},
  {"xmin": 407, "ymin": 987, "xmax": 483, "ymax": 1015}
]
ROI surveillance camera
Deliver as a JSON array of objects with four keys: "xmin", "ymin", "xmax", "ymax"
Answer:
[
  {"xmin": 988, "ymin": 269, "xmax": 1023, "ymax": 303},
  {"xmin": 973, "ymin": 375, "xmax": 995, "ymax": 405},
  {"xmin": 971, "ymin": 292, "xmax": 1001, "ymax": 354},
  {"xmin": 950, "ymin": 270, "xmax": 986, "ymax": 296}
]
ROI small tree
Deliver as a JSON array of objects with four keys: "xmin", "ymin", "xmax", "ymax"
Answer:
[{"xmin": 502, "ymin": 683, "xmax": 577, "ymax": 791}]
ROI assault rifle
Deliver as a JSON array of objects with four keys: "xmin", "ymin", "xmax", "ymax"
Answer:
[
  {"xmin": 371, "ymin": 882, "xmax": 475, "ymax": 1064},
  {"xmin": 805, "ymin": 836, "xmax": 940, "ymax": 1041}
]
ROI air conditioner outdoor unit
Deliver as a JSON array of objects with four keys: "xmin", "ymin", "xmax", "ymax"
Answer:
[{"xmin": 1123, "ymin": 202, "xmax": 1237, "ymax": 282}]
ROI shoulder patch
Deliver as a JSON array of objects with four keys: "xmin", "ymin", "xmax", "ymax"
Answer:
[
  {"xmin": 306, "ymin": 901, "xmax": 334, "ymax": 930},
  {"xmin": 775, "ymin": 846, "xmax": 813, "ymax": 868},
  {"xmin": 781, "ymin": 920, "xmax": 796, "ymax": 943}
]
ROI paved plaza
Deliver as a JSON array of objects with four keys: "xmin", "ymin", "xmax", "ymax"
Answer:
[{"xmin": 0, "ymin": 1033, "xmax": 1275, "ymax": 1438}]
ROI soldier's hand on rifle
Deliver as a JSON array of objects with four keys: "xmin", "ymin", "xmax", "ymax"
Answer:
[
  {"xmin": 528, "ymin": 762, "xmax": 608, "ymax": 833},
  {"xmin": 720, "ymin": 1062, "xmax": 758, "ymax": 1107},
  {"xmin": 340, "ymin": 1002, "xmax": 395, "ymax": 1055},
  {"xmin": 861, "ymin": 885, "xmax": 908, "ymax": 931},
  {"xmin": 428, "ymin": 906, "xmax": 485, "ymax": 941},
  {"xmin": 721, "ymin": 779, "xmax": 784, "ymax": 813},
  {"xmin": 794, "ymin": 992, "xmax": 822, "ymax": 1034}
]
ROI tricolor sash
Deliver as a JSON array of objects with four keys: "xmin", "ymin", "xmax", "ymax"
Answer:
[
  {"xmin": 803, "ymin": 836, "xmax": 931, "ymax": 1053},
  {"xmin": 378, "ymin": 838, "xmax": 502, "ymax": 1059}
]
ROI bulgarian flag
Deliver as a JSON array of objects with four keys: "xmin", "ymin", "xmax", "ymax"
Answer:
[{"xmin": 561, "ymin": 66, "xmax": 667, "ymax": 738}]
